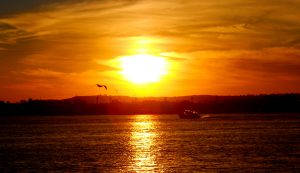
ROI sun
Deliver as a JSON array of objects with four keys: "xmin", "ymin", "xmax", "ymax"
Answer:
[{"xmin": 120, "ymin": 54, "xmax": 167, "ymax": 84}]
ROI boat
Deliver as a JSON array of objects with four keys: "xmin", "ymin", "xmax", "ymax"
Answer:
[{"xmin": 178, "ymin": 109, "xmax": 200, "ymax": 119}]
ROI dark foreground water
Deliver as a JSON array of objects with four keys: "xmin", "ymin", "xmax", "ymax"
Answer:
[{"xmin": 0, "ymin": 114, "xmax": 299, "ymax": 172}]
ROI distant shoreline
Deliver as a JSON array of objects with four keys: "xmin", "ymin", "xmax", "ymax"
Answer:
[{"xmin": 1, "ymin": 93, "xmax": 299, "ymax": 116}]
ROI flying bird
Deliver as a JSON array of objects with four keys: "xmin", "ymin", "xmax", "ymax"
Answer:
[{"xmin": 96, "ymin": 84, "xmax": 107, "ymax": 90}]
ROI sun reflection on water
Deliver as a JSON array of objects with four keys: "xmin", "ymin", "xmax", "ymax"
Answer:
[{"xmin": 129, "ymin": 115, "xmax": 159, "ymax": 172}]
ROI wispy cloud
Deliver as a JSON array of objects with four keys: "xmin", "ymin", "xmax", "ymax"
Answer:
[
  {"xmin": 20, "ymin": 68, "xmax": 64, "ymax": 78},
  {"xmin": 2, "ymin": 0, "xmax": 300, "ymax": 51}
]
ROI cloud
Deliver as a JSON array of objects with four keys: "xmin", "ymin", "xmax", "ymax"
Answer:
[
  {"xmin": 226, "ymin": 48, "xmax": 300, "ymax": 79},
  {"xmin": 1, "ymin": 0, "xmax": 300, "ymax": 52},
  {"xmin": 179, "ymin": 47, "xmax": 300, "ymax": 94},
  {"xmin": 0, "ymin": 22, "xmax": 33, "ymax": 47},
  {"xmin": 20, "ymin": 68, "xmax": 64, "ymax": 78},
  {"xmin": 0, "ymin": 0, "xmax": 74, "ymax": 16}
]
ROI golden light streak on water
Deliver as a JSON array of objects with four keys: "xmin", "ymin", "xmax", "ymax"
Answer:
[{"xmin": 129, "ymin": 115, "xmax": 159, "ymax": 172}]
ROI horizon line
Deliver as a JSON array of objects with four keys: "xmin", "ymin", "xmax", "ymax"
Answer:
[{"xmin": 2, "ymin": 92, "xmax": 299, "ymax": 103}]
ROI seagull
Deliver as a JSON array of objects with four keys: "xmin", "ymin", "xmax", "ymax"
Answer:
[{"xmin": 96, "ymin": 84, "xmax": 107, "ymax": 90}]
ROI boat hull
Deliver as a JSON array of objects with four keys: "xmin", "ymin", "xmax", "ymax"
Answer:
[{"xmin": 178, "ymin": 110, "xmax": 200, "ymax": 119}]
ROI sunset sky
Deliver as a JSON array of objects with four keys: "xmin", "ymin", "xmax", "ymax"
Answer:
[{"xmin": 1, "ymin": 0, "xmax": 300, "ymax": 101}]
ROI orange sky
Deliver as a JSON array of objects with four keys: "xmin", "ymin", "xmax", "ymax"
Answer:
[{"xmin": 1, "ymin": 0, "xmax": 300, "ymax": 102}]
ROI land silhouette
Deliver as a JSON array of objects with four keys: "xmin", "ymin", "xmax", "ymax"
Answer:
[{"xmin": 0, "ymin": 94, "xmax": 299, "ymax": 116}]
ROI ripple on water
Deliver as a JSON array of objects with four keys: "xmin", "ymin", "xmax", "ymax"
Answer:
[{"xmin": 0, "ymin": 114, "xmax": 299, "ymax": 172}]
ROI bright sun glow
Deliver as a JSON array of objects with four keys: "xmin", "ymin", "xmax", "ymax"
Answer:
[{"xmin": 120, "ymin": 54, "xmax": 167, "ymax": 84}]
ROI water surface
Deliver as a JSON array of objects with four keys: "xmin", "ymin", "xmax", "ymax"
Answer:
[{"xmin": 0, "ymin": 114, "xmax": 299, "ymax": 172}]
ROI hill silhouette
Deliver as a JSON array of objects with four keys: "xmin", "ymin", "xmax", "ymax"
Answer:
[
  {"xmin": 0, "ymin": 94, "xmax": 299, "ymax": 115},
  {"xmin": 64, "ymin": 95, "xmax": 219, "ymax": 104}
]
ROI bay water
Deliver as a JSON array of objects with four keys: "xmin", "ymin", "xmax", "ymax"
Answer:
[{"xmin": 0, "ymin": 114, "xmax": 299, "ymax": 172}]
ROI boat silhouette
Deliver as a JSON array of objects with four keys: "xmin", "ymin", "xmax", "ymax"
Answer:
[{"xmin": 179, "ymin": 109, "xmax": 200, "ymax": 119}]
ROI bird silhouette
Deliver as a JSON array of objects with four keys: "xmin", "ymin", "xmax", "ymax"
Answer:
[{"xmin": 96, "ymin": 84, "xmax": 107, "ymax": 90}]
